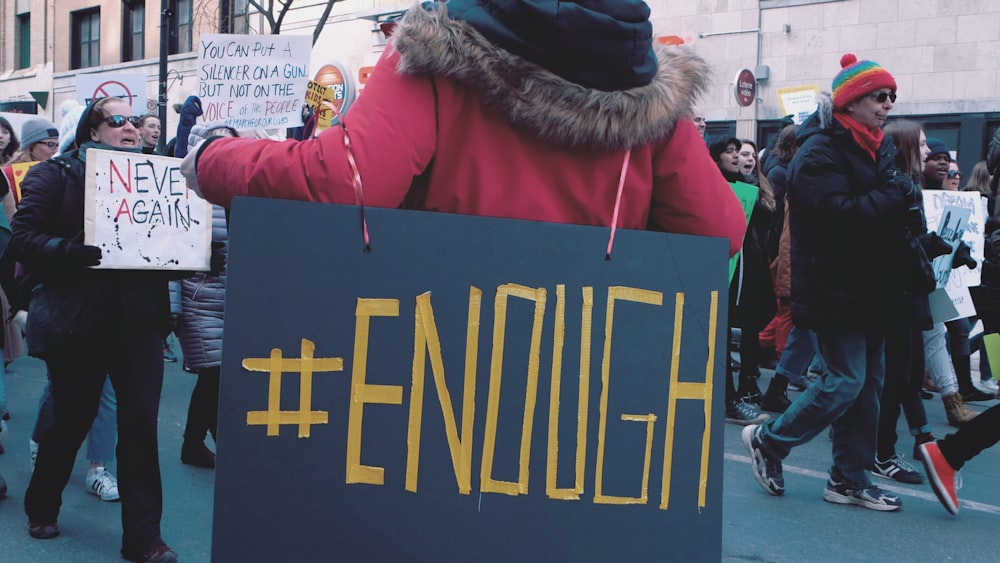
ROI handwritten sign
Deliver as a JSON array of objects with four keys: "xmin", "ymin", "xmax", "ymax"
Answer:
[
  {"xmin": 213, "ymin": 199, "xmax": 729, "ymax": 562},
  {"xmin": 776, "ymin": 84, "xmax": 820, "ymax": 125},
  {"xmin": 83, "ymin": 149, "xmax": 212, "ymax": 270},
  {"xmin": 76, "ymin": 73, "xmax": 148, "ymax": 113},
  {"xmin": 924, "ymin": 190, "xmax": 985, "ymax": 321},
  {"xmin": 304, "ymin": 80, "xmax": 335, "ymax": 131},
  {"xmin": 197, "ymin": 34, "xmax": 312, "ymax": 129}
]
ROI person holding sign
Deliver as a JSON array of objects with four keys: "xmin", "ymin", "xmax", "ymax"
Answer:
[
  {"xmin": 11, "ymin": 97, "xmax": 178, "ymax": 563},
  {"xmin": 743, "ymin": 54, "xmax": 912, "ymax": 511},
  {"xmin": 180, "ymin": 0, "xmax": 746, "ymax": 258}
]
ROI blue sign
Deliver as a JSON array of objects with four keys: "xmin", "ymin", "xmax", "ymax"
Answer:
[{"xmin": 214, "ymin": 198, "xmax": 729, "ymax": 561}]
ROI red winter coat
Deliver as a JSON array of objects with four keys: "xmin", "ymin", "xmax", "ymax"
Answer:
[{"xmin": 194, "ymin": 7, "xmax": 746, "ymax": 256}]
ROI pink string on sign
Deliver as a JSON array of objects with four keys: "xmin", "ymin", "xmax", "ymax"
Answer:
[
  {"xmin": 326, "ymin": 101, "xmax": 371, "ymax": 251},
  {"xmin": 605, "ymin": 149, "xmax": 632, "ymax": 259}
]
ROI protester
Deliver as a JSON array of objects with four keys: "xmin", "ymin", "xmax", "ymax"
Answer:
[
  {"xmin": 919, "ymin": 402, "xmax": 1000, "ymax": 515},
  {"xmin": 945, "ymin": 161, "xmax": 961, "ymax": 191},
  {"xmin": 12, "ymin": 97, "xmax": 177, "ymax": 562},
  {"xmin": 689, "ymin": 105, "xmax": 707, "ymax": 138},
  {"xmin": 742, "ymin": 54, "xmax": 910, "ymax": 511},
  {"xmin": 175, "ymin": 121, "xmax": 231, "ymax": 469},
  {"xmin": 0, "ymin": 117, "xmax": 19, "ymax": 166},
  {"xmin": 137, "ymin": 115, "xmax": 161, "ymax": 155},
  {"xmin": 872, "ymin": 119, "xmax": 939, "ymax": 484},
  {"xmin": 181, "ymin": 2, "xmax": 746, "ymax": 250},
  {"xmin": 738, "ymin": 140, "xmax": 759, "ymax": 178}
]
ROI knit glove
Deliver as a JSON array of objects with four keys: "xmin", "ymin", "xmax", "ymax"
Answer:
[
  {"xmin": 61, "ymin": 233, "xmax": 102, "ymax": 268},
  {"xmin": 953, "ymin": 240, "xmax": 977, "ymax": 270},
  {"xmin": 917, "ymin": 232, "xmax": 953, "ymax": 260}
]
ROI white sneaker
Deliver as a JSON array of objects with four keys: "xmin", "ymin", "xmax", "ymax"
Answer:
[
  {"xmin": 29, "ymin": 439, "xmax": 38, "ymax": 472},
  {"xmin": 85, "ymin": 467, "xmax": 120, "ymax": 501}
]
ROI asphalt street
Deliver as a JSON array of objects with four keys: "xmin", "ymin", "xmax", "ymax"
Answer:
[{"xmin": 0, "ymin": 343, "xmax": 997, "ymax": 562}]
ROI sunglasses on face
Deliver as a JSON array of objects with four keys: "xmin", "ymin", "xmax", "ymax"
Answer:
[
  {"xmin": 41, "ymin": 141, "xmax": 59, "ymax": 149},
  {"xmin": 103, "ymin": 115, "xmax": 141, "ymax": 128},
  {"xmin": 947, "ymin": 170, "xmax": 962, "ymax": 179},
  {"xmin": 870, "ymin": 91, "xmax": 897, "ymax": 104}
]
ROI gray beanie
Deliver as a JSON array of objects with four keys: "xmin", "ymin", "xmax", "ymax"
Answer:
[{"xmin": 21, "ymin": 118, "xmax": 59, "ymax": 148}]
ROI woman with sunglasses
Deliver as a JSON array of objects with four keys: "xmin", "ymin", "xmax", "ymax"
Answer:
[
  {"xmin": 10, "ymin": 97, "xmax": 178, "ymax": 563},
  {"xmin": 945, "ymin": 161, "xmax": 962, "ymax": 191}
]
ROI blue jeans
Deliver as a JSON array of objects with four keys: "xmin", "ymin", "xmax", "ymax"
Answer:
[
  {"xmin": 32, "ymin": 375, "xmax": 117, "ymax": 463},
  {"xmin": 760, "ymin": 331, "xmax": 885, "ymax": 485},
  {"xmin": 775, "ymin": 325, "xmax": 825, "ymax": 385}
]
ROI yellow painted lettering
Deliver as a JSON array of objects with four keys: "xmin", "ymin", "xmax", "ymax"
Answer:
[
  {"xmin": 660, "ymin": 291, "xmax": 718, "ymax": 509},
  {"xmin": 406, "ymin": 289, "xmax": 482, "ymax": 494},
  {"xmin": 594, "ymin": 287, "xmax": 663, "ymax": 505},
  {"xmin": 480, "ymin": 284, "xmax": 546, "ymax": 496},
  {"xmin": 347, "ymin": 299, "xmax": 403, "ymax": 486}
]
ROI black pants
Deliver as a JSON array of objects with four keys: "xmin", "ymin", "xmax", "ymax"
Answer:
[
  {"xmin": 940, "ymin": 402, "xmax": 1000, "ymax": 470},
  {"xmin": 24, "ymin": 322, "xmax": 166, "ymax": 554},
  {"xmin": 877, "ymin": 318, "xmax": 929, "ymax": 459},
  {"xmin": 184, "ymin": 366, "xmax": 220, "ymax": 443}
]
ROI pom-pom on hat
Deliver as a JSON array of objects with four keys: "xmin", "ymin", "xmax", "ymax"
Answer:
[{"xmin": 831, "ymin": 53, "xmax": 897, "ymax": 110}]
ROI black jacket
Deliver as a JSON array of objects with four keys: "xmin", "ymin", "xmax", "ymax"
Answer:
[
  {"xmin": 10, "ymin": 146, "xmax": 170, "ymax": 354},
  {"xmin": 787, "ymin": 94, "xmax": 910, "ymax": 333}
]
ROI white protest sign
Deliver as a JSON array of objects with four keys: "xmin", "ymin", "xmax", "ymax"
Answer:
[
  {"xmin": 776, "ymin": 85, "xmax": 820, "ymax": 125},
  {"xmin": 924, "ymin": 190, "xmax": 985, "ymax": 321},
  {"xmin": 197, "ymin": 33, "xmax": 312, "ymax": 129},
  {"xmin": 84, "ymin": 149, "xmax": 212, "ymax": 270},
  {"xmin": 76, "ymin": 73, "xmax": 149, "ymax": 114}
]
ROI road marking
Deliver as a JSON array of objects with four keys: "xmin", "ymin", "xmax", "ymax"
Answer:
[{"xmin": 726, "ymin": 452, "xmax": 1000, "ymax": 514}]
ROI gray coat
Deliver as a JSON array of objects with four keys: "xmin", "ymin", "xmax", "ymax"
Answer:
[{"xmin": 176, "ymin": 205, "xmax": 227, "ymax": 370}]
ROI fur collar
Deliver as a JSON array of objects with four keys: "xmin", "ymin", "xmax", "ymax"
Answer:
[{"xmin": 391, "ymin": 4, "xmax": 711, "ymax": 152}]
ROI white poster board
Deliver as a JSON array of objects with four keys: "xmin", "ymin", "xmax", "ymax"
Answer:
[
  {"xmin": 76, "ymin": 73, "xmax": 149, "ymax": 114},
  {"xmin": 196, "ymin": 33, "xmax": 312, "ymax": 129},
  {"xmin": 84, "ymin": 149, "xmax": 212, "ymax": 270},
  {"xmin": 923, "ymin": 190, "xmax": 986, "ymax": 321},
  {"xmin": 776, "ymin": 84, "xmax": 820, "ymax": 124}
]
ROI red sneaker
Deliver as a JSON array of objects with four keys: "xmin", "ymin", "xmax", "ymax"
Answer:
[{"xmin": 919, "ymin": 442, "xmax": 959, "ymax": 515}]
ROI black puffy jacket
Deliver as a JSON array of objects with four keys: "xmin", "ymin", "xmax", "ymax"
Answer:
[{"xmin": 787, "ymin": 94, "xmax": 910, "ymax": 333}]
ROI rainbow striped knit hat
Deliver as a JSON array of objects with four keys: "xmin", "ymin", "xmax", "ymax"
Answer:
[{"xmin": 831, "ymin": 53, "xmax": 897, "ymax": 110}]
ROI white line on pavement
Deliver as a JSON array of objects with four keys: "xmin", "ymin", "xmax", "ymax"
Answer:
[{"xmin": 726, "ymin": 452, "xmax": 1000, "ymax": 515}]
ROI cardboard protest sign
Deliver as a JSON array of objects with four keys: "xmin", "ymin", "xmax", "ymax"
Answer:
[
  {"xmin": 76, "ymin": 72, "xmax": 149, "ymax": 113},
  {"xmin": 776, "ymin": 84, "xmax": 820, "ymax": 124},
  {"xmin": 197, "ymin": 33, "xmax": 312, "ymax": 129},
  {"xmin": 304, "ymin": 80, "xmax": 335, "ymax": 131},
  {"xmin": 214, "ymin": 199, "xmax": 729, "ymax": 562},
  {"xmin": 84, "ymin": 149, "xmax": 212, "ymax": 270},
  {"xmin": 924, "ymin": 190, "xmax": 985, "ymax": 321},
  {"xmin": 729, "ymin": 181, "xmax": 759, "ymax": 283},
  {"xmin": 5, "ymin": 161, "xmax": 40, "ymax": 203}
]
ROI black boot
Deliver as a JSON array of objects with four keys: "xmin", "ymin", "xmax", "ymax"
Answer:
[
  {"xmin": 181, "ymin": 441, "xmax": 216, "ymax": 469},
  {"xmin": 760, "ymin": 374, "xmax": 791, "ymax": 413},
  {"xmin": 954, "ymin": 354, "xmax": 993, "ymax": 402},
  {"xmin": 737, "ymin": 370, "xmax": 763, "ymax": 404}
]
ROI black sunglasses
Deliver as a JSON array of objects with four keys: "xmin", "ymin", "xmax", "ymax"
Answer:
[
  {"xmin": 103, "ymin": 115, "xmax": 141, "ymax": 128},
  {"xmin": 870, "ymin": 91, "xmax": 897, "ymax": 104},
  {"xmin": 947, "ymin": 169, "xmax": 962, "ymax": 179}
]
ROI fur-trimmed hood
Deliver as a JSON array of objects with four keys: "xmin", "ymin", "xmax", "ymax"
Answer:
[
  {"xmin": 795, "ymin": 92, "xmax": 835, "ymax": 144},
  {"xmin": 391, "ymin": 4, "xmax": 711, "ymax": 152}
]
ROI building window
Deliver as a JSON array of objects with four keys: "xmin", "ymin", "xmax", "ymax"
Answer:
[
  {"xmin": 169, "ymin": 0, "xmax": 193, "ymax": 54},
  {"xmin": 221, "ymin": 0, "xmax": 249, "ymax": 34},
  {"xmin": 122, "ymin": 0, "xmax": 145, "ymax": 62},
  {"xmin": 15, "ymin": 13, "xmax": 30, "ymax": 70},
  {"xmin": 72, "ymin": 8, "xmax": 101, "ymax": 69}
]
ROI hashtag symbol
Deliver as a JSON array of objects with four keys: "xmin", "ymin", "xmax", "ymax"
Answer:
[{"xmin": 242, "ymin": 338, "xmax": 343, "ymax": 438}]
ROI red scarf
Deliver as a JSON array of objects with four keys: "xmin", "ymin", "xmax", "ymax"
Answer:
[{"xmin": 834, "ymin": 112, "xmax": 883, "ymax": 161}]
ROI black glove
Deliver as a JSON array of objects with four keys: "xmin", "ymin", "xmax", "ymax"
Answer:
[
  {"xmin": 953, "ymin": 240, "xmax": 977, "ymax": 270},
  {"xmin": 61, "ymin": 233, "xmax": 102, "ymax": 268},
  {"xmin": 209, "ymin": 241, "xmax": 226, "ymax": 276},
  {"xmin": 917, "ymin": 232, "xmax": 953, "ymax": 260}
]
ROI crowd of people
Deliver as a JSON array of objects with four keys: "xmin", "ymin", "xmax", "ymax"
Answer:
[{"xmin": 0, "ymin": 2, "xmax": 998, "ymax": 561}]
